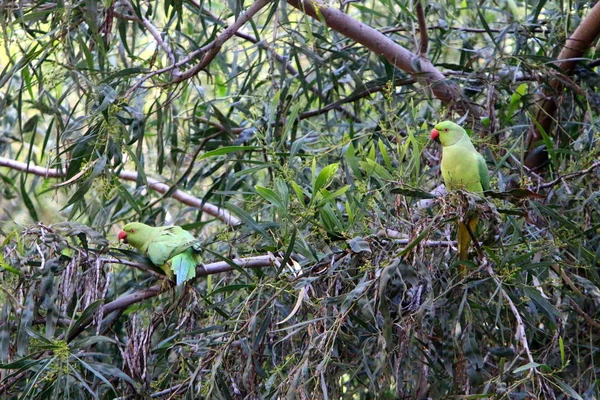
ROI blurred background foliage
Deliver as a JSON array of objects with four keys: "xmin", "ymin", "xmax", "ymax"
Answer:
[{"xmin": 0, "ymin": 0, "xmax": 599, "ymax": 398}]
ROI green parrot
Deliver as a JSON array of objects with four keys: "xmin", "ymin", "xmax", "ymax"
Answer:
[
  {"xmin": 430, "ymin": 121, "xmax": 489, "ymax": 260},
  {"xmin": 118, "ymin": 222, "xmax": 201, "ymax": 285}
]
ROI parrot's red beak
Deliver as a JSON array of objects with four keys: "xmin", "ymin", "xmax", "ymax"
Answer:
[
  {"xmin": 430, "ymin": 128, "xmax": 439, "ymax": 141},
  {"xmin": 118, "ymin": 230, "xmax": 128, "ymax": 243}
]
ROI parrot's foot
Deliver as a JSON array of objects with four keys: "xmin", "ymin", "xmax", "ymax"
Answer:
[{"xmin": 160, "ymin": 277, "xmax": 175, "ymax": 291}]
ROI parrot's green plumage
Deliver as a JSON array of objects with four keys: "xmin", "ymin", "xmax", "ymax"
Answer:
[
  {"xmin": 118, "ymin": 222, "xmax": 201, "ymax": 285},
  {"xmin": 431, "ymin": 121, "xmax": 489, "ymax": 261}
]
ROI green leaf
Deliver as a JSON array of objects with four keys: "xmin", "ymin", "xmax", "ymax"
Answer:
[
  {"xmin": 255, "ymin": 185, "xmax": 285, "ymax": 212},
  {"xmin": 66, "ymin": 300, "xmax": 105, "ymax": 341},
  {"xmin": 553, "ymin": 378, "xmax": 584, "ymax": 400},
  {"xmin": 347, "ymin": 237, "xmax": 372, "ymax": 253},
  {"xmin": 359, "ymin": 159, "xmax": 393, "ymax": 181},
  {"xmin": 512, "ymin": 361, "xmax": 542, "ymax": 374},
  {"xmin": 313, "ymin": 163, "xmax": 339, "ymax": 194},
  {"xmin": 199, "ymin": 146, "xmax": 259, "ymax": 159},
  {"xmin": 391, "ymin": 186, "xmax": 438, "ymax": 199},
  {"xmin": 521, "ymin": 286, "xmax": 560, "ymax": 325}
]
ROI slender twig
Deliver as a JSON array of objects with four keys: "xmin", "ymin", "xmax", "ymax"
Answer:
[
  {"xmin": 199, "ymin": 8, "xmax": 358, "ymax": 122},
  {"xmin": 174, "ymin": 0, "xmax": 272, "ymax": 83},
  {"xmin": 126, "ymin": 0, "xmax": 272, "ymax": 95},
  {"xmin": 195, "ymin": 117, "xmax": 247, "ymax": 135},
  {"xmin": 143, "ymin": 132, "xmax": 220, "ymax": 211},
  {"xmin": 0, "ymin": 371, "xmax": 28, "ymax": 395},
  {"xmin": 538, "ymin": 161, "xmax": 600, "ymax": 189},
  {"xmin": 150, "ymin": 383, "xmax": 184, "ymax": 398},
  {"xmin": 569, "ymin": 298, "xmax": 600, "ymax": 332},
  {"xmin": 483, "ymin": 262, "xmax": 535, "ymax": 364},
  {"xmin": 123, "ymin": 0, "xmax": 178, "ymax": 75},
  {"xmin": 0, "ymin": 156, "xmax": 241, "ymax": 227},
  {"xmin": 381, "ymin": 25, "xmax": 548, "ymax": 35},
  {"xmin": 299, "ymin": 78, "xmax": 416, "ymax": 119}
]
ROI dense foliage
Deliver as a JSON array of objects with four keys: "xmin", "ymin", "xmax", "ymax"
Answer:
[{"xmin": 0, "ymin": 0, "xmax": 599, "ymax": 398}]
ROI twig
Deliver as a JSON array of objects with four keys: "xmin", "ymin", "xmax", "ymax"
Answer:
[
  {"xmin": 126, "ymin": 0, "xmax": 272, "ymax": 95},
  {"xmin": 0, "ymin": 156, "xmax": 241, "ymax": 227},
  {"xmin": 122, "ymin": 0, "xmax": 179, "ymax": 75},
  {"xmin": 150, "ymin": 383, "xmax": 184, "ymax": 398},
  {"xmin": 199, "ymin": 8, "xmax": 358, "ymax": 122},
  {"xmin": 195, "ymin": 117, "xmax": 247, "ymax": 135},
  {"xmin": 0, "ymin": 371, "xmax": 28, "ymax": 395},
  {"xmin": 299, "ymin": 78, "xmax": 416, "ymax": 119},
  {"xmin": 67, "ymin": 284, "xmax": 163, "ymax": 342},
  {"xmin": 568, "ymin": 298, "xmax": 600, "ymax": 332},
  {"xmin": 538, "ymin": 161, "xmax": 600, "ymax": 189},
  {"xmin": 173, "ymin": 0, "xmax": 272, "ymax": 83},
  {"xmin": 483, "ymin": 262, "xmax": 535, "ymax": 364},
  {"xmin": 381, "ymin": 25, "xmax": 548, "ymax": 35},
  {"xmin": 376, "ymin": 230, "xmax": 457, "ymax": 247}
]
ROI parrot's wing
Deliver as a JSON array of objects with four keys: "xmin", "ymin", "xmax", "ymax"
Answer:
[
  {"xmin": 145, "ymin": 227, "xmax": 197, "ymax": 266},
  {"xmin": 477, "ymin": 153, "xmax": 490, "ymax": 191}
]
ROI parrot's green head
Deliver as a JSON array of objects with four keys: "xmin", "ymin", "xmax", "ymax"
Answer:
[
  {"xmin": 430, "ymin": 121, "xmax": 467, "ymax": 146},
  {"xmin": 118, "ymin": 222, "xmax": 155, "ymax": 249}
]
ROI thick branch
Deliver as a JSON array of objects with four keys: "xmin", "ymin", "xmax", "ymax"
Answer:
[
  {"xmin": 415, "ymin": 1, "xmax": 428, "ymax": 57},
  {"xmin": 286, "ymin": 0, "xmax": 481, "ymax": 117},
  {"xmin": 0, "ymin": 156, "xmax": 241, "ymax": 227}
]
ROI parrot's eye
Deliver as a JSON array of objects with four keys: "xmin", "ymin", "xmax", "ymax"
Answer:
[
  {"xmin": 130, "ymin": 229, "xmax": 135, "ymax": 233},
  {"xmin": 444, "ymin": 128, "xmax": 448, "ymax": 132}
]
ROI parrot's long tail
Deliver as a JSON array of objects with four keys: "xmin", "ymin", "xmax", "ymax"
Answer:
[
  {"xmin": 171, "ymin": 252, "xmax": 198, "ymax": 286},
  {"xmin": 457, "ymin": 216, "xmax": 478, "ymax": 261}
]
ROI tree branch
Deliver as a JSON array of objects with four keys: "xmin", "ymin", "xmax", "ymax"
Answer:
[
  {"xmin": 126, "ymin": 0, "xmax": 273, "ymax": 95},
  {"xmin": 123, "ymin": 0, "xmax": 178, "ymax": 75},
  {"xmin": 538, "ymin": 161, "xmax": 600, "ymax": 189},
  {"xmin": 173, "ymin": 0, "xmax": 273, "ymax": 83},
  {"xmin": 199, "ymin": 7, "xmax": 359, "ymax": 122},
  {"xmin": 68, "ymin": 255, "xmax": 280, "ymax": 341},
  {"xmin": 285, "ymin": 0, "xmax": 481, "ymax": 118},
  {"xmin": 0, "ymin": 156, "xmax": 241, "ymax": 227},
  {"xmin": 415, "ymin": 1, "xmax": 428, "ymax": 57},
  {"xmin": 527, "ymin": 2, "xmax": 600, "ymax": 168},
  {"xmin": 299, "ymin": 78, "xmax": 416, "ymax": 119}
]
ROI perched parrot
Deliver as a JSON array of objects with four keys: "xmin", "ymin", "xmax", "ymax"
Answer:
[
  {"xmin": 430, "ymin": 121, "xmax": 489, "ymax": 260},
  {"xmin": 118, "ymin": 222, "xmax": 201, "ymax": 285}
]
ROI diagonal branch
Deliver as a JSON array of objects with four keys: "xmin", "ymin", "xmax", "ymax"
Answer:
[
  {"xmin": 200, "ymin": 7, "xmax": 359, "ymax": 122},
  {"xmin": 538, "ymin": 161, "xmax": 600, "ymax": 189},
  {"xmin": 126, "ymin": 0, "xmax": 272, "ymax": 95},
  {"xmin": 299, "ymin": 78, "xmax": 416, "ymax": 119},
  {"xmin": 285, "ymin": 0, "xmax": 481, "ymax": 118},
  {"xmin": 173, "ymin": 0, "xmax": 273, "ymax": 83},
  {"xmin": 0, "ymin": 156, "xmax": 241, "ymax": 227}
]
